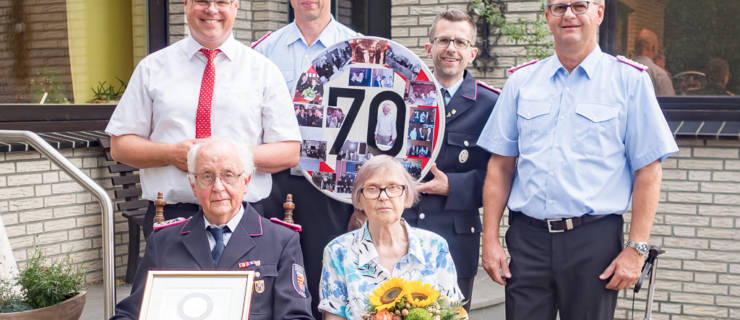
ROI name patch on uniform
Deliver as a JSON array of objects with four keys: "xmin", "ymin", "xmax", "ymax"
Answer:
[{"xmin": 292, "ymin": 264, "xmax": 307, "ymax": 298}]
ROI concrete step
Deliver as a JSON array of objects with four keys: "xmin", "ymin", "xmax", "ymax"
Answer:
[{"xmin": 469, "ymin": 267, "xmax": 505, "ymax": 319}]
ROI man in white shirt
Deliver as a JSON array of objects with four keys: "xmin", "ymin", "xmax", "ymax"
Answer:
[
  {"xmin": 374, "ymin": 103, "xmax": 397, "ymax": 146},
  {"xmin": 106, "ymin": 0, "xmax": 300, "ymax": 236}
]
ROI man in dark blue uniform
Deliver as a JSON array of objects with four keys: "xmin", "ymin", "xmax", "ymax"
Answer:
[
  {"xmin": 111, "ymin": 138, "xmax": 313, "ymax": 320},
  {"xmin": 403, "ymin": 9, "xmax": 499, "ymax": 311}
]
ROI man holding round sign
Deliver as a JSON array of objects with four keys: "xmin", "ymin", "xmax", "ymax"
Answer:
[{"xmin": 402, "ymin": 9, "xmax": 500, "ymax": 311}]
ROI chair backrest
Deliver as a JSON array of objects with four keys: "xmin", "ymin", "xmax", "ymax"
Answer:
[{"xmin": 98, "ymin": 137, "xmax": 148, "ymax": 213}]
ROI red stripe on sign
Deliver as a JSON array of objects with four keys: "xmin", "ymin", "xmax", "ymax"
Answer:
[
  {"xmin": 415, "ymin": 69, "xmax": 430, "ymax": 82},
  {"xmin": 319, "ymin": 161, "xmax": 334, "ymax": 173}
]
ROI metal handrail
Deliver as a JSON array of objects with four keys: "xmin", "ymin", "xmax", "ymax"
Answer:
[{"xmin": 0, "ymin": 130, "xmax": 115, "ymax": 319}]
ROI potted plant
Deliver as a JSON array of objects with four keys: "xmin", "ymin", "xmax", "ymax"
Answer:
[{"xmin": 0, "ymin": 249, "xmax": 86, "ymax": 320}]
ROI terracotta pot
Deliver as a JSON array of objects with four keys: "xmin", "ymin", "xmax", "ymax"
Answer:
[{"xmin": 0, "ymin": 291, "xmax": 86, "ymax": 320}]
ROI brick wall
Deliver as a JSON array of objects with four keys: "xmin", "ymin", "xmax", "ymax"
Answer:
[
  {"xmin": 0, "ymin": 148, "xmax": 132, "ymax": 283},
  {"xmin": 613, "ymin": 139, "xmax": 740, "ymax": 320}
]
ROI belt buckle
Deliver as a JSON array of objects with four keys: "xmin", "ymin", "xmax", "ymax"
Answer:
[{"xmin": 546, "ymin": 218, "xmax": 564, "ymax": 233}]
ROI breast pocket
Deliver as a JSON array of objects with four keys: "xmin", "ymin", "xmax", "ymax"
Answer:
[
  {"xmin": 573, "ymin": 103, "xmax": 621, "ymax": 157},
  {"xmin": 516, "ymin": 99, "xmax": 552, "ymax": 154},
  {"xmin": 249, "ymin": 264, "xmax": 278, "ymax": 317},
  {"xmin": 445, "ymin": 132, "xmax": 483, "ymax": 169}
]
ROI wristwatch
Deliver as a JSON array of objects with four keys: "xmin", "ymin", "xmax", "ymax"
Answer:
[{"xmin": 626, "ymin": 240, "xmax": 649, "ymax": 255}]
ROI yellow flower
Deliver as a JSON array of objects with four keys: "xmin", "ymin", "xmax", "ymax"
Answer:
[
  {"xmin": 369, "ymin": 278, "xmax": 406, "ymax": 310},
  {"xmin": 404, "ymin": 280, "xmax": 439, "ymax": 307}
]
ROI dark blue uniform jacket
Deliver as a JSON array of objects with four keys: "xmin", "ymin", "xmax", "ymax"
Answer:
[{"xmin": 403, "ymin": 71, "xmax": 499, "ymax": 279}]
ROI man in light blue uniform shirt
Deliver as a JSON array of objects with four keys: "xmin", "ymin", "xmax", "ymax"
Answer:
[
  {"xmin": 251, "ymin": 1, "xmax": 356, "ymax": 318},
  {"xmin": 251, "ymin": 0, "xmax": 356, "ymax": 91},
  {"xmin": 477, "ymin": 1, "xmax": 678, "ymax": 319}
]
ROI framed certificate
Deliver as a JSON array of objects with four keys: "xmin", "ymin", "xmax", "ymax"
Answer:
[{"xmin": 139, "ymin": 270, "xmax": 256, "ymax": 320}]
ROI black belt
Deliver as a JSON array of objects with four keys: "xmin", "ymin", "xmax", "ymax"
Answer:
[{"xmin": 509, "ymin": 210, "xmax": 612, "ymax": 233}]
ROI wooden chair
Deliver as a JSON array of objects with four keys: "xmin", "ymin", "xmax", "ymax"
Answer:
[{"xmin": 99, "ymin": 137, "xmax": 148, "ymax": 283}]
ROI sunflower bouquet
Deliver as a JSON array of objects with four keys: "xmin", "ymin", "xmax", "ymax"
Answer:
[{"xmin": 363, "ymin": 277, "xmax": 468, "ymax": 320}]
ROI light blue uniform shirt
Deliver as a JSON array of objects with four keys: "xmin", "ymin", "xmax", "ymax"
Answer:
[
  {"xmin": 477, "ymin": 46, "xmax": 678, "ymax": 220},
  {"xmin": 252, "ymin": 18, "xmax": 357, "ymax": 91}
]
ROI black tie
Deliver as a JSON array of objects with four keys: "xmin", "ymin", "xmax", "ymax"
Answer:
[
  {"xmin": 441, "ymin": 88, "xmax": 452, "ymax": 106},
  {"xmin": 207, "ymin": 226, "xmax": 230, "ymax": 264}
]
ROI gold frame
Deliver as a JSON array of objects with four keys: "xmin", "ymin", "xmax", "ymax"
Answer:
[{"xmin": 138, "ymin": 270, "xmax": 255, "ymax": 320}]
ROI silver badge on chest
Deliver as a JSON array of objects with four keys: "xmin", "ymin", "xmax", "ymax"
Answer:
[{"xmin": 459, "ymin": 149, "xmax": 469, "ymax": 163}]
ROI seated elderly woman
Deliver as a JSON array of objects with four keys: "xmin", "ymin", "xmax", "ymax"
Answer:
[{"xmin": 318, "ymin": 155, "xmax": 462, "ymax": 320}]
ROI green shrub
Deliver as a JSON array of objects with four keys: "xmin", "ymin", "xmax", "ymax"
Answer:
[{"xmin": 16, "ymin": 249, "xmax": 85, "ymax": 309}]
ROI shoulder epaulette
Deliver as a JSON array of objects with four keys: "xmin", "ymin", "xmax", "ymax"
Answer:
[
  {"xmin": 477, "ymin": 80, "xmax": 501, "ymax": 94},
  {"xmin": 250, "ymin": 32, "xmax": 272, "ymax": 49},
  {"xmin": 508, "ymin": 59, "xmax": 539, "ymax": 73},
  {"xmin": 153, "ymin": 217, "xmax": 189, "ymax": 231},
  {"xmin": 269, "ymin": 217, "xmax": 302, "ymax": 232},
  {"xmin": 616, "ymin": 55, "xmax": 647, "ymax": 71}
]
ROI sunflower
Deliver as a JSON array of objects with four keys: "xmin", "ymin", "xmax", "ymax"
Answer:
[
  {"xmin": 404, "ymin": 280, "xmax": 439, "ymax": 307},
  {"xmin": 369, "ymin": 278, "xmax": 407, "ymax": 310}
]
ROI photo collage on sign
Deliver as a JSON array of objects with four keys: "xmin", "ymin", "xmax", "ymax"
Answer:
[
  {"xmin": 298, "ymin": 37, "xmax": 440, "ymax": 201},
  {"xmin": 313, "ymin": 41, "xmax": 353, "ymax": 83},
  {"xmin": 293, "ymin": 73, "xmax": 323, "ymax": 105},
  {"xmin": 404, "ymin": 80, "xmax": 437, "ymax": 106},
  {"xmin": 407, "ymin": 106, "xmax": 436, "ymax": 158},
  {"xmin": 334, "ymin": 140, "xmax": 370, "ymax": 194},
  {"xmin": 399, "ymin": 158, "xmax": 423, "ymax": 179}
]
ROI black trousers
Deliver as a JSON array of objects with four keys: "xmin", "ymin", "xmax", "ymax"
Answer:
[
  {"xmin": 458, "ymin": 276, "xmax": 474, "ymax": 312},
  {"xmin": 505, "ymin": 213, "xmax": 623, "ymax": 320}
]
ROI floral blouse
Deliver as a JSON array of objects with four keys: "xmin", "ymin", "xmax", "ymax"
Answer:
[{"xmin": 318, "ymin": 221, "xmax": 463, "ymax": 319}]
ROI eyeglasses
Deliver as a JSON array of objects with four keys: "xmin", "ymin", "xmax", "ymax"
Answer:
[
  {"xmin": 433, "ymin": 37, "xmax": 472, "ymax": 49},
  {"xmin": 192, "ymin": 0, "xmax": 234, "ymax": 8},
  {"xmin": 547, "ymin": 1, "xmax": 592, "ymax": 17},
  {"xmin": 360, "ymin": 185, "xmax": 406, "ymax": 200},
  {"xmin": 192, "ymin": 171, "xmax": 243, "ymax": 187}
]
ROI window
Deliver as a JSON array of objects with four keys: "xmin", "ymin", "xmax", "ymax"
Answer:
[
  {"xmin": 602, "ymin": 0, "xmax": 740, "ymax": 97},
  {"xmin": 0, "ymin": 0, "xmax": 149, "ymax": 104}
]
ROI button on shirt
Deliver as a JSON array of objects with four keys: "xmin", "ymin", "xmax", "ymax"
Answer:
[
  {"xmin": 318, "ymin": 221, "xmax": 462, "ymax": 320},
  {"xmin": 106, "ymin": 35, "xmax": 301, "ymax": 204},
  {"xmin": 252, "ymin": 18, "xmax": 357, "ymax": 92},
  {"xmin": 477, "ymin": 46, "xmax": 678, "ymax": 219}
]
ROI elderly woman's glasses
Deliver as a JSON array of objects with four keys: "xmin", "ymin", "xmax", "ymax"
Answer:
[
  {"xmin": 193, "ymin": 171, "xmax": 243, "ymax": 187},
  {"xmin": 360, "ymin": 185, "xmax": 406, "ymax": 199},
  {"xmin": 547, "ymin": 1, "xmax": 591, "ymax": 17},
  {"xmin": 193, "ymin": 0, "xmax": 234, "ymax": 8}
]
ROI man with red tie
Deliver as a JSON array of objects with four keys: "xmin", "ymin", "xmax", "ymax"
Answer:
[{"xmin": 106, "ymin": 0, "xmax": 301, "ymax": 237}]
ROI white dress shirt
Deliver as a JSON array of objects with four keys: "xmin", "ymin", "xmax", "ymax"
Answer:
[
  {"xmin": 374, "ymin": 112, "xmax": 397, "ymax": 140},
  {"xmin": 106, "ymin": 35, "xmax": 301, "ymax": 204}
]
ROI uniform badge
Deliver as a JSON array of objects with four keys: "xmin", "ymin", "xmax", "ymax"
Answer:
[
  {"xmin": 292, "ymin": 264, "xmax": 307, "ymax": 298},
  {"xmin": 459, "ymin": 149, "xmax": 469, "ymax": 164},
  {"xmin": 254, "ymin": 280, "xmax": 265, "ymax": 294}
]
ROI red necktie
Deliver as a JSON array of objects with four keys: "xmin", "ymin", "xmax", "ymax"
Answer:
[{"xmin": 195, "ymin": 48, "xmax": 220, "ymax": 139}]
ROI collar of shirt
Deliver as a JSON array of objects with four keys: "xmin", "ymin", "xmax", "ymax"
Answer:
[
  {"xmin": 355, "ymin": 219, "xmax": 423, "ymax": 268},
  {"xmin": 183, "ymin": 33, "xmax": 238, "ymax": 61},
  {"xmin": 442, "ymin": 76, "xmax": 465, "ymax": 99},
  {"xmin": 203, "ymin": 204, "xmax": 244, "ymax": 248},
  {"xmin": 547, "ymin": 45, "xmax": 603, "ymax": 80},
  {"xmin": 283, "ymin": 16, "xmax": 345, "ymax": 49}
]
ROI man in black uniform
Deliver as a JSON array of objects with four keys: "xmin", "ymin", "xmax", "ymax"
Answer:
[
  {"xmin": 402, "ymin": 9, "xmax": 499, "ymax": 311},
  {"xmin": 111, "ymin": 138, "xmax": 313, "ymax": 320}
]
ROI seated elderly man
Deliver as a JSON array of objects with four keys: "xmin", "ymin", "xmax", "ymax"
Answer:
[{"xmin": 111, "ymin": 138, "xmax": 313, "ymax": 320}]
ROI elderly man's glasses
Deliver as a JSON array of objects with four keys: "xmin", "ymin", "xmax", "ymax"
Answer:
[
  {"xmin": 548, "ymin": 1, "xmax": 592, "ymax": 17},
  {"xmin": 360, "ymin": 185, "xmax": 406, "ymax": 200},
  {"xmin": 193, "ymin": 171, "xmax": 243, "ymax": 187},
  {"xmin": 433, "ymin": 37, "xmax": 472, "ymax": 49},
  {"xmin": 193, "ymin": 0, "xmax": 234, "ymax": 8}
]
